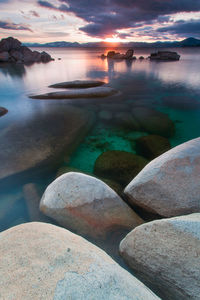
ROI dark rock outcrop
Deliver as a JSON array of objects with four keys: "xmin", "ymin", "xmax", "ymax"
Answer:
[
  {"xmin": 49, "ymin": 80, "xmax": 105, "ymax": 89},
  {"xmin": 0, "ymin": 107, "xmax": 8, "ymax": 117},
  {"xmin": 0, "ymin": 37, "xmax": 54, "ymax": 64},
  {"xmin": 149, "ymin": 51, "xmax": 180, "ymax": 61},
  {"xmin": 103, "ymin": 49, "xmax": 134, "ymax": 59}
]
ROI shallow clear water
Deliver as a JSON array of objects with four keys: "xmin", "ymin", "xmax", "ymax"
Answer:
[{"xmin": 1, "ymin": 46, "xmax": 200, "ymax": 236}]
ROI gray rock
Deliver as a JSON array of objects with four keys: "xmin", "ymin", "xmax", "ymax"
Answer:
[
  {"xmin": 0, "ymin": 106, "xmax": 94, "ymax": 184},
  {"xmin": 0, "ymin": 51, "xmax": 9, "ymax": 62},
  {"xmin": 124, "ymin": 137, "xmax": 200, "ymax": 217},
  {"xmin": 114, "ymin": 112, "xmax": 140, "ymax": 130},
  {"xmin": 49, "ymin": 80, "xmax": 105, "ymax": 89},
  {"xmin": 40, "ymin": 172, "xmax": 143, "ymax": 240},
  {"xmin": 98, "ymin": 110, "xmax": 113, "ymax": 121},
  {"xmin": 120, "ymin": 213, "xmax": 200, "ymax": 300},
  {"xmin": 0, "ymin": 222, "xmax": 160, "ymax": 300},
  {"xmin": 30, "ymin": 86, "xmax": 119, "ymax": 99}
]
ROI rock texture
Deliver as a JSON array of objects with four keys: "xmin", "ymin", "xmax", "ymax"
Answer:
[
  {"xmin": 120, "ymin": 213, "xmax": 200, "ymax": 300},
  {"xmin": 0, "ymin": 222, "xmax": 160, "ymax": 300},
  {"xmin": 0, "ymin": 37, "xmax": 53, "ymax": 64},
  {"xmin": 135, "ymin": 135, "xmax": 171, "ymax": 160},
  {"xmin": 30, "ymin": 86, "xmax": 118, "ymax": 99},
  {"xmin": 94, "ymin": 150, "xmax": 148, "ymax": 186},
  {"xmin": 105, "ymin": 49, "xmax": 134, "ymax": 59},
  {"xmin": 0, "ymin": 106, "xmax": 93, "ymax": 185},
  {"xmin": 149, "ymin": 51, "xmax": 180, "ymax": 61},
  {"xmin": 0, "ymin": 106, "xmax": 8, "ymax": 117},
  {"xmin": 132, "ymin": 107, "xmax": 174, "ymax": 137},
  {"xmin": 124, "ymin": 137, "xmax": 200, "ymax": 217},
  {"xmin": 49, "ymin": 80, "xmax": 105, "ymax": 89},
  {"xmin": 40, "ymin": 172, "xmax": 143, "ymax": 239}
]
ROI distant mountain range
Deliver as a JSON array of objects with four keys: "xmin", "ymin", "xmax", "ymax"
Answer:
[{"xmin": 24, "ymin": 37, "xmax": 200, "ymax": 48}]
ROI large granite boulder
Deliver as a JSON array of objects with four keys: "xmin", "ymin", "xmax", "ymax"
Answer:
[
  {"xmin": 30, "ymin": 86, "xmax": 118, "ymax": 99},
  {"xmin": 0, "ymin": 37, "xmax": 53, "ymax": 64},
  {"xmin": 40, "ymin": 172, "xmax": 143, "ymax": 240},
  {"xmin": 0, "ymin": 222, "xmax": 160, "ymax": 300},
  {"xmin": 94, "ymin": 150, "xmax": 148, "ymax": 186},
  {"xmin": 135, "ymin": 135, "xmax": 171, "ymax": 160},
  {"xmin": 132, "ymin": 107, "xmax": 174, "ymax": 137},
  {"xmin": 0, "ymin": 37, "xmax": 21, "ymax": 52},
  {"xmin": 149, "ymin": 51, "xmax": 180, "ymax": 61},
  {"xmin": 0, "ymin": 106, "xmax": 94, "ymax": 185},
  {"xmin": 124, "ymin": 137, "xmax": 200, "ymax": 217},
  {"xmin": 120, "ymin": 213, "xmax": 200, "ymax": 300},
  {"xmin": 49, "ymin": 80, "xmax": 105, "ymax": 89}
]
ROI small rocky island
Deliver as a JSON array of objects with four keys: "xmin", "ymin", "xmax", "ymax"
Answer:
[
  {"xmin": 101, "ymin": 49, "xmax": 135, "ymax": 59},
  {"xmin": 149, "ymin": 50, "xmax": 180, "ymax": 61},
  {"xmin": 0, "ymin": 37, "xmax": 54, "ymax": 64}
]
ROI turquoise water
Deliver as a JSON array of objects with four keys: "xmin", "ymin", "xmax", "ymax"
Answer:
[{"xmin": 1, "ymin": 47, "xmax": 200, "ymax": 233}]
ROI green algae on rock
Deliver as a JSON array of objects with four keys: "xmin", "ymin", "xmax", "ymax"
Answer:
[
  {"xmin": 94, "ymin": 150, "xmax": 148, "ymax": 186},
  {"xmin": 135, "ymin": 134, "xmax": 171, "ymax": 160}
]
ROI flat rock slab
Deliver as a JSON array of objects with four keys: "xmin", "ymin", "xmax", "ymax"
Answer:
[
  {"xmin": 49, "ymin": 80, "xmax": 105, "ymax": 89},
  {"xmin": 0, "ymin": 106, "xmax": 8, "ymax": 117},
  {"xmin": 29, "ymin": 86, "xmax": 118, "ymax": 99},
  {"xmin": 120, "ymin": 213, "xmax": 200, "ymax": 300},
  {"xmin": 0, "ymin": 222, "xmax": 160, "ymax": 300},
  {"xmin": 0, "ymin": 106, "xmax": 93, "ymax": 184}
]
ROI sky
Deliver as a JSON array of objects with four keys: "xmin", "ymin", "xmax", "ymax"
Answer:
[{"xmin": 0, "ymin": 0, "xmax": 200, "ymax": 43}]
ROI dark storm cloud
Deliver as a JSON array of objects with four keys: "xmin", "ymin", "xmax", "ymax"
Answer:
[
  {"xmin": 37, "ymin": 0, "xmax": 200, "ymax": 38},
  {"xmin": 158, "ymin": 20, "xmax": 200, "ymax": 37},
  {"xmin": 0, "ymin": 20, "xmax": 32, "ymax": 31}
]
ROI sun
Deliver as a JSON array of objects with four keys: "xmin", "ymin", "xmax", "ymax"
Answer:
[{"xmin": 104, "ymin": 36, "xmax": 122, "ymax": 43}]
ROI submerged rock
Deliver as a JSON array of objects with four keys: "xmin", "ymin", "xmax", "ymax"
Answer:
[
  {"xmin": 114, "ymin": 112, "xmax": 140, "ymax": 130},
  {"xmin": 0, "ymin": 106, "xmax": 94, "ymax": 185},
  {"xmin": 162, "ymin": 95, "xmax": 200, "ymax": 110},
  {"xmin": 94, "ymin": 150, "xmax": 148, "ymax": 186},
  {"xmin": 0, "ymin": 222, "xmax": 160, "ymax": 300},
  {"xmin": 40, "ymin": 172, "xmax": 143, "ymax": 240},
  {"xmin": 120, "ymin": 213, "xmax": 200, "ymax": 300},
  {"xmin": 135, "ymin": 135, "xmax": 171, "ymax": 160},
  {"xmin": 0, "ymin": 107, "xmax": 8, "ymax": 117},
  {"xmin": 30, "ymin": 86, "xmax": 118, "ymax": 99},
  {"xmin": 0, "ymin": 37, "xmax": 53, "ymax": 64},
  {"xmin": 132, "ymin": 106, "xmax": 175, "ymax": 137},
  {"xmin": 124, "ymin": 137, "xmax": 200, "ymax": 217},
  {"xmin": 49, "ymin": 80, "xmax": 105, "ymax": 89}
]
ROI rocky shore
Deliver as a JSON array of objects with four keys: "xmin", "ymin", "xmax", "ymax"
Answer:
[
  {"xmin": 0, "ymin": 37, "xmax": 54, "ymax": 64},
  {"xmin": 1, "ymin": 136, "xmax": 200, "ymax": 299}
]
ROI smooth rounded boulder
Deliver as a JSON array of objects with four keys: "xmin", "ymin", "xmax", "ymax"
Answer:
[
  {"xmin": 120, "ymin": 213, "xmax": 200, "ymax": 300},
  {"xmin": 125, "ymin": 137, "xmax": 200, "ymax": 217},
  {"xmin": 0, "ymin": 222, "xmax": 160, "ymax": 300},
  {"xmin": 40, "ymin": 172, "xmax": 143, "ymax": 240}
]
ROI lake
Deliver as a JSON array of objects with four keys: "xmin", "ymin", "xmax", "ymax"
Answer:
[{"xmin": 0, "ymin": 46, "xmax": 200, "ymax": 242}]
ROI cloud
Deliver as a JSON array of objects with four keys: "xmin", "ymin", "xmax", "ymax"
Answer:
[
  {"xmin": 0, "ymin": 20, "xmax": 33, "ymax": 31},
  {"xmin": 37, "ymin": 0, "xmax": 200, "ymax": 38},
  {"xmin": 30, "ymin": 10, "xmax": 40, "ymax": 18},
  {"xmin": 157, "ymin": 19, "xmax": 200, "ymax": 37}
]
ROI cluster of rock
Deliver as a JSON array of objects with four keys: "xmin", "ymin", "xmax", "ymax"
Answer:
[
  {"xmin": 149, "ymin": 51, "xmax": 180, "ymax": 61},
  {"xmin": 1, "ymin": 137, "xmax": 200, "ymax": 299},
  {"xmin": 101, "ymin": 49, "xmax": 134, "ymax": 59},
  {"xmin": 0, "ymin": 37, "xmax": 54, "ymax": 64},
  {"xmin": 30, "ymin": 79, "xmax": 119, "ymax": 99}
]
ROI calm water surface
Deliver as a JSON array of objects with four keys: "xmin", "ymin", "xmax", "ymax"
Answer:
[{"xmin": 0, "ymin": 47, "xmax": 200, "ymax": 236}]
